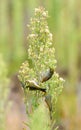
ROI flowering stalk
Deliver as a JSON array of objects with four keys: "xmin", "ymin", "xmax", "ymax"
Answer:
[{"xmin": 18, "ymin": 7, "xmax": 64, "ymax": 129}]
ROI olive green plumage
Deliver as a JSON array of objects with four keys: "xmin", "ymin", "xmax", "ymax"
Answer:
[
  {"xmin": 21, "ymin": 80, "xmax": 46, "ymax": 93},
  {"xmin": 39, "ymin": 68, "xmax": 54, "ymax": 83}
]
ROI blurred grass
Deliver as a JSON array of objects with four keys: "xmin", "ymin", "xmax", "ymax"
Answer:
[
  {"xmin": 0, "ymin": 0, "xmax": 81, "ymax": 80},
  {"xmin": 0, "ymin": 0, "xmax": 81, "ymax": 129}
]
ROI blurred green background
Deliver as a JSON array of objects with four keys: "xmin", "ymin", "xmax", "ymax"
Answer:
[{"xmin": 0, "ymin": 0, "xmax": 81, "ymax": 130}]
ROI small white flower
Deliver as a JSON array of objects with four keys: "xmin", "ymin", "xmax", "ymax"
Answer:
[
  {"xmin": 29, "ymin": 34, "xmax": 38, "ymax": 38},
  {"xmin": 40, "ymin": 47, "xmax": 43, "ymax": 52},
  {"xmin": 46, "ymin": 26, "xmax": 48, "ymax": 29},
  {"xmin": 54, "ymin": 60, "xmax": 57, "ymax": 64},
  {"xmin": 42, "ymin": 12, "xmax": 47, "ymax": 17},
  {"xmin": 32, "ymin": 27, "xmax": 35, "ymax": 31},
  {"xmin": 37, "ymin": 20, "xmax": 40, "ymax": 23},
  {"xmin": 48, "ymin": 42, "xmax": 52, "ymax": 45},
  {"xmin": 45, "ymin": 29, "xmax": 49, "ymax": 33},
  {"xmin": 40, "ymin": 29, "xmax": 44, "ymax": 33},
  {"xmin": 35, "ymin": 8, "xmax": 40, "ymax": 13},
  {"xmin": 59, "ymin": 78, "xmax": 65, "ymax": 82},
  {"xmin": 19, "ymin": 70, "xmax": 22, "ymax": 74},
  {"xmin": 49, "ymin": 33, "xmax": 53, "ymax": 40},
  {"xmin": 30, "ymin": 34, "xmax": 35, "ymax": 37},
  {"xmin": 54, "ymin": 72, "xmax": 59, "ymax": 78}
]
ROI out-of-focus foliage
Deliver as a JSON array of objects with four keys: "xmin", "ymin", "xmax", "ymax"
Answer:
[
  {"xmin": 0, "ymin": 0, "xmax": 80, "ymax": 92},
  {"xmin": 0, "ymin": 54, "xmax": 9, "ymax": 130},
  {"xmin": 0, "ymin": 0, "xmax": 81, "ymax": 87},
  {"xmin": 0, "ymin": 0, "xmax": 81, "ymax": 129}
]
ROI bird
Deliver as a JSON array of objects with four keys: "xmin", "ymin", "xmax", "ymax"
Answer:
[
  {"xmin": 39, "ymin": 67, "xmax": 54, "ymax": 83},
  {"xmin": 20, "ymin": 80, "xmax": 46, "ymax": 93},
  {"xmin": 45, "ymin": 94, "xmax": 52, "ymax": 119},
  {"xmin": 45, "ymin": 94, "xmax": 52, "ymax": 112}
]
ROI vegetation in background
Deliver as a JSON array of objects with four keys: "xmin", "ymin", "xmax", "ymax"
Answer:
[
  {"xmin": 18, "ymin": 7, "xmax": 64, "ymax": 130},
  {"xmin": 0, "ymin": 0, "xmax": 80, "ymax": 88},
  {"xmin": 0, "ymin": 54, "xmax": 9, "ymax": 130},
  {"xmin": 0, "ymin": 0, "xmax": 81, "ymax": 129}
]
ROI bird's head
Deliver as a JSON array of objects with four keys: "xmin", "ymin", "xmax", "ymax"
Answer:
[{"xmin": 49, "ymin": 67, "xmax": 54, "ymax": 74}]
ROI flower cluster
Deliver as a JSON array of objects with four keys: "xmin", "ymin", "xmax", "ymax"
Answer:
[
  {"xmin": 27, "ymin": 7, "xmax": 56, "ymax": 72},
  {"xmin": 18, "ymin": 7, "xmax": 64, "ymax": 121}
]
